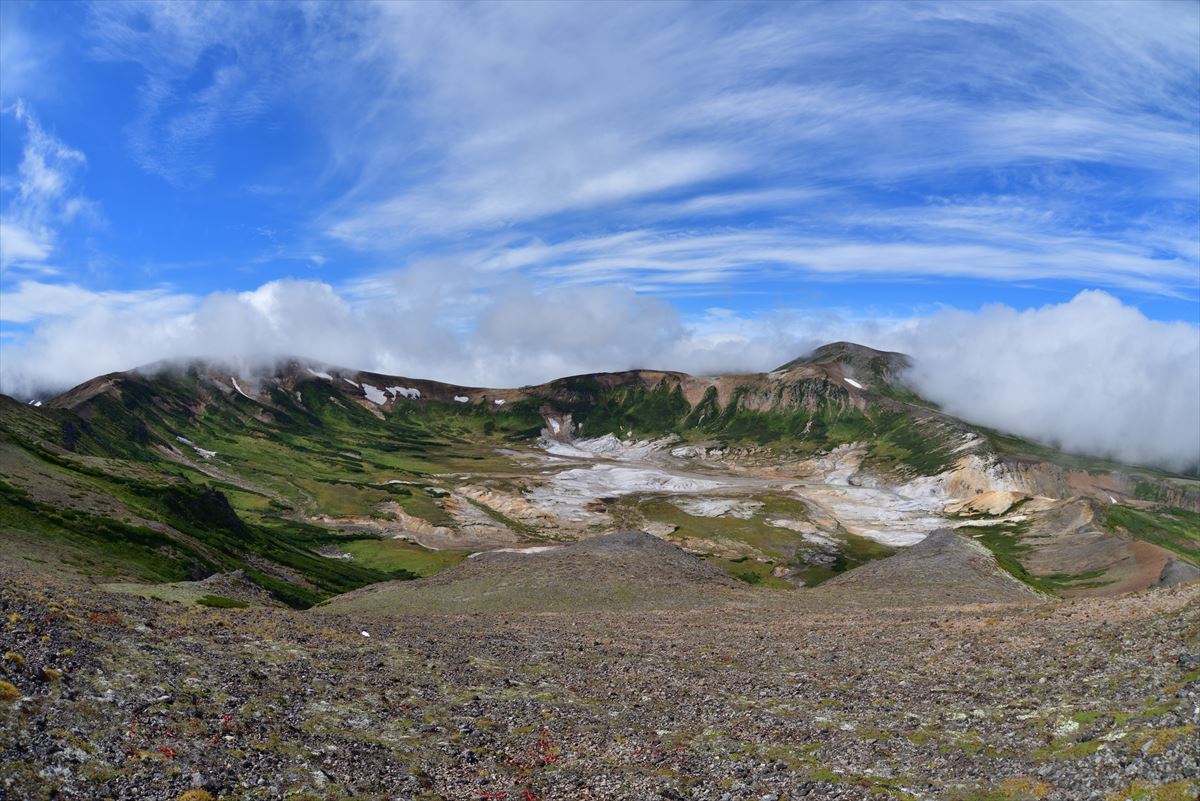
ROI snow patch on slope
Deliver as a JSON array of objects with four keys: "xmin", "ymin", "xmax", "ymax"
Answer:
[
  {"xmin": 176, "ymin": 436, "xmax": 216, "ymax": 459},
  {"xmin": 800, "ymin": 484, "xmax": 946, "ymax": 547}
]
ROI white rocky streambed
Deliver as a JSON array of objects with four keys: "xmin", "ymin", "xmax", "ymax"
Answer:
[
  {"xmin": 523, "ymin": 434, "xmax": 980, "ymax": 548},
  {"xmin": 788, "ymin": 483, "xmax": 945, "ymax": 546}
]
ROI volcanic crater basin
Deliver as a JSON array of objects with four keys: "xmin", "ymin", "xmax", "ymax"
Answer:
[{"xmin": 522, "ymin": 434, "xmax": 957, "ymax": 548}]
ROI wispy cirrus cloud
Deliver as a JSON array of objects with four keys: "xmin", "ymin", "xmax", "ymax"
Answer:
[
  {"xmin": 0, "ymin": 8, "xmax": 41, "ymax": 103},
  {"xmin": 71, "ymin": 1, "xmax": 1198, "ymax": 298},
  {"xmin": 0, "ymin": 222, "xmax": 52, "ymax": 272},
  {"xmin": 0, "ymin": 101, "xmax": 98, "ymax": 274},
  {"xmin": 0, "ymin": 279, "xmax": 189, "ymax": 324},
  {"xmin": 86, "ymin": 1, "xmax": 297, "ymax": 186},
  {"xmin": 317, "ymin": 1, "xmax": 1198, "ymax": 251},
  {"xmin": 419, "ymin": 217, "xmax": 1197, "ymax": 298}
]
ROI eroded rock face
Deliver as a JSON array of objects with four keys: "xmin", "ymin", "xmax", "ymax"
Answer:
[
  {"xmin": 1159, "ymin": 559, "xmax": 1200, "ymax": 587},
  {"xmin": 456, "ymin": 485, "xmax": 559, "ymax": 528},
  {"xmin": 540, "ymin": 410, "xmax": 575, "ymax": 443},
  {"xmin": 440, "ymin": 494, "xmax": 521, "ymax": 546},
  {"xmin": 921, "ymin": 452, "xmax": 1193, "ymax": 512},
  {"xmin": 380, "ymin": 502, "xmax": 454, "ymax": 541},
  {"xmin": 944, "ymin": 491, "xmax": 1029, "ymax": 517},
  {"xmin": 955, "ymin": 497, "xmax": 1188, "ymax": 599},
  {"xmin": 789, "ymin": 443, "xmax": 866, "ymax": 483}
]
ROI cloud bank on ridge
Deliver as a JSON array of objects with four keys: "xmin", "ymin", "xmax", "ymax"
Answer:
[{"xmin": 1, "ymin": 281, "xmax": 1196, "ymax": 473}]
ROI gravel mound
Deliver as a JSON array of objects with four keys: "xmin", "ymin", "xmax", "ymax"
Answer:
[
  {"xmin": 322, "ymin": 530, "xmax": 744, "ymax": 614},
  {"xmin": 812, "ymin": 529, "xmax": 1043, "ymax": 607}
]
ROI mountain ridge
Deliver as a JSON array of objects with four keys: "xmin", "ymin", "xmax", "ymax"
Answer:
[
  {"xmin": 2, "ymin": 342, "xmax": 1197, "ymax": 611},
  {"xmin": 31, "ymin": 348, "xmax": 1200, "ymax": 489}
]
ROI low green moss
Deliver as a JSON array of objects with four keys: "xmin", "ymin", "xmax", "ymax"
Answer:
[
  {"xmin": 196, "ymin": 594, "xmax": 250, "ymax": 609},
  {"xmin": 339, "ymin": 538, "xmax": 466, "ymax": 577}
]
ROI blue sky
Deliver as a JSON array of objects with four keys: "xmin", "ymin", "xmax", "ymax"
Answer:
[{"xmin": 1, "ymin": 1, "xmax": 1198, "ymax": 397}]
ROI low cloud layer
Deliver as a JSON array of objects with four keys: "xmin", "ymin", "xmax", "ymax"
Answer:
[
  {"xmin": 899, "ymin": 292, "xmax": 1200, "ymax": 473},
  {"xmin": 1, "ymin": 282, "xmax": 1196, "ymax": 472}
]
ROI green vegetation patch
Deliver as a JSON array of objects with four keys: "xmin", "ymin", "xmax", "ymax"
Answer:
[
  {"xmin": 1106, "ymin": 779, "xmax": 1200, "ymax": 801},
  {"xmin": 547, "ymin": 376, "xmax": 691, "ymax": 439},
  {"xmin": 339, "ymin": 538, "xmax": 468, "ymax": 577},
  {"xmin": 632, "ymin": 496, "xmax": 804, "ymax": 560},
  {"xmin": 685, "ymin": 388, "xmax": 963, "ymax": 477},
  {"xmin": 0, "ymin": 475, "xmax": 391, "ymax": 608},
  {"xmin": 984, "ymin": 426, "xmax": 1199, "ymax": 481},
  {"xmin": 1101, "ymin": 505, "xmax": 1200, "ymax": 564},
  {"xmin": 707, "ymin": 557, "xmax": 790, "ymax": 589},
  {"xmin": 792, "ymin": 532, "xmax": 895, "ymax": 587},
  {"xmin": 959, "ymin": 521, "xmax": 1112, "ymax": 595}
]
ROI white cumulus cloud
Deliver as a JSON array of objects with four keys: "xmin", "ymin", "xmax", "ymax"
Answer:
[{"xmin": 898, "ymin": 291, "xmax": 1200, "ymax": 473}]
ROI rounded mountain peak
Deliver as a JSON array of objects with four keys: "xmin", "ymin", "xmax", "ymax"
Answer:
[{"xmin": 775, "ymin": 341, "xmax": 912, "ymax": 387}]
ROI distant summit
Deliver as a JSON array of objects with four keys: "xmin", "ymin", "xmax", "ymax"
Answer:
[{"xmin": 775, "ymin": 342, "xmax": 912, "ymax": 389}]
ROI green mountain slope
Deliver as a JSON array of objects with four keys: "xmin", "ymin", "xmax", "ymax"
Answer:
[{"xmin": 1, "ymin": 344, "xmax": 1196, "ymax": 605}]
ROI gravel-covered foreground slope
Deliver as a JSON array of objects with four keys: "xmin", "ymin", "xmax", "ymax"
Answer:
[{"xmin": 3, "ymin": 555, "xmax": 1198, "ymax": 801}]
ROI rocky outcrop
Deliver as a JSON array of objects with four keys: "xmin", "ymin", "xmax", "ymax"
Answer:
[{"xmin": 1158, "ymin": 559, "xmax": 1200, "ymax": 587}]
